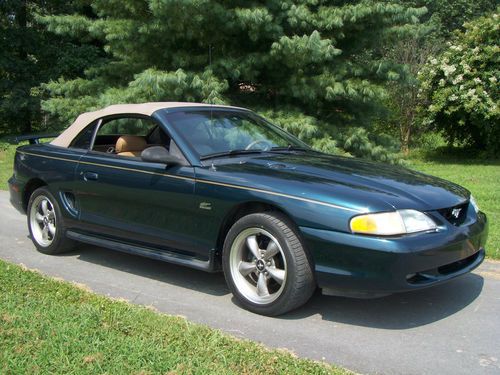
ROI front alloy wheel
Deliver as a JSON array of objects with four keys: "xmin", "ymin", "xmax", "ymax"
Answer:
[
  {"xmin": 223, "ymin": 212, "xmax": 315, "ymax": 316},
  {"xmin": 229, "ymin": 228, "xmax": 287, "ymax": 305}
]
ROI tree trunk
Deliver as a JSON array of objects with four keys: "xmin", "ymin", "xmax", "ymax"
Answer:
[{"xmin": 400, "ymin": 125, "xmax": 411, "ymax": 155}]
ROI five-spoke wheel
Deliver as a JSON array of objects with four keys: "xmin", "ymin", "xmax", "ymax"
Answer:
[
  {"xmin": 223, "ymin": 212, "xmax": 315, "ymax": 316},
  {"xmin": 229, "ymin": 228, "xmax": 287, "ymax": 304},
  {"xmin": 27, "ymin": 187, "xmax": 75, "ymax": 254},
  {"xmin": 29, "ymin": 194, "xmax": 57, "ymax": 247}
]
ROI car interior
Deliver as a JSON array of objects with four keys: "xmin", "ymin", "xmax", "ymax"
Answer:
[{"xmin": 70, "ymin": 116, "xmax": 186, "ymax": 162}]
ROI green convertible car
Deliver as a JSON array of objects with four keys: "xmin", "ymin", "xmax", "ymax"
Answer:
[{"xmin": 8, "ymin": 102, "xmax": 488, "ymax": 315}]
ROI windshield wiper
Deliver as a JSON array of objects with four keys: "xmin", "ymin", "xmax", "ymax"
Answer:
[
  {"xmin": 200, "ymin": 145, "xmax": 312, "ymax": 160},
  {"xmin": 269, "ymin": 145, "xmax": 310, "ymax": 152},
  {"xmin": 200, "ymin": 149, "xmax": 264, "ymax": 160}
]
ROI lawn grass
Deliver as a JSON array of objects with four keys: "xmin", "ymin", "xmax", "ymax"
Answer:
[
  {"xmin": 0, "ymin": 260, "xmax": 347, "ymax": 374},
  {"xmin": 0, "ymin": 142, "xmax": 19, "ymax": 190}
]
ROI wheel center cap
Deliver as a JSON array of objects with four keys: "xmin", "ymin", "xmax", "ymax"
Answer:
[
  {"xmin": 256, "ymin": 259, "xmax": 266, "ymax": 271},
  {"xmin": 43, "ymin": 217, "xmax": 49, "ymax": 226}
]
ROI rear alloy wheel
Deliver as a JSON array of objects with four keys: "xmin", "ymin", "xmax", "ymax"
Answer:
[
  {"xmin": 27, "ymin": 187, "xmax": 75, "ymax": 254},
  {"xmin": 223, "ymin": 212, "xmax": 315, "ymax": 316}
]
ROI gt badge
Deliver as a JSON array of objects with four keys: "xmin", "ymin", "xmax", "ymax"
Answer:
[{"xmin": 199, "ymin": 202, "xmax": 212, "ymax": 210}]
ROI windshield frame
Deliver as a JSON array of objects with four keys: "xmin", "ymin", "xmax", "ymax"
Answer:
[{"xmin": 160, "ymin": 107, "xmax": 311, "ymax": 162}]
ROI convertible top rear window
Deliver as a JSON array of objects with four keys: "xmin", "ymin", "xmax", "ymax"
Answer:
[{"xmin": 70, "ymin": 120, "xmax": 98, "ymax": 150}]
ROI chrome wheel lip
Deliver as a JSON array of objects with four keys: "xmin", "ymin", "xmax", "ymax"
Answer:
[
  {"xmin": 29, "ymin": 195, "xmax": 56, "ymax": 247},
  {"xmin": 229, "ymin": 227, "xmax": 287, "ymax": 305}
]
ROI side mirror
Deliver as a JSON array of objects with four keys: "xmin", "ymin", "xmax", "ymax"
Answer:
[{"xmin": 141, "ymin": 146, "xmax": 182, "ymax": 165}]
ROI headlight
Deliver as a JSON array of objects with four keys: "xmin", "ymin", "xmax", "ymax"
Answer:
[
  {"xmin": 470, "ymin": 195, "xmax": 480, "ymax": 213},
  {"xmin": 350, "ymin": 209, "xmax": 437, "ymax": 236}
]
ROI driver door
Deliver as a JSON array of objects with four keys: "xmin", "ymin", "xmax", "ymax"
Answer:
[{"xmin": 73, "ymin": 115, "xmax": 202, "ymax": 256}]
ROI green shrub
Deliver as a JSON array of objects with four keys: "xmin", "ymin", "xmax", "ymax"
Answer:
[
  {"xmin": 413, "ymin": 131, "xmax": 446, "ymax": 150},
  {"xmin": 418, "ymin": 11, "xmax": 499, "ymax": 154}
]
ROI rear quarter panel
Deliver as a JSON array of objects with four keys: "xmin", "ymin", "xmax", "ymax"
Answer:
[{"xmin": 14, "ymin": 144, "xmax": 84, "ymax": 217}]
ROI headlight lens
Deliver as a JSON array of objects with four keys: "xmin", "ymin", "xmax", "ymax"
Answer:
[
  {"xmin": 470, "ymin": 195, "xmax": 480, "ymax": 213},
  {"xmin": 350, "ymin": 209, "xmax": 437, "ymax": 236}
]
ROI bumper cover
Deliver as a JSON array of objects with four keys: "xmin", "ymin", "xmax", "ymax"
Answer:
[
  {"xmin": 302, "ymin": 211, "xmax": 488, "ymax": 295},
  {"xmin": 8, "ymin": 176, "xmax": 25, "ymax": 214}
]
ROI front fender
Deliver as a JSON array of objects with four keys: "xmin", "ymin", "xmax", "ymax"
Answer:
[{"xmin": 192, "ymin": 172, "xmax": 356, "ymax": 252}]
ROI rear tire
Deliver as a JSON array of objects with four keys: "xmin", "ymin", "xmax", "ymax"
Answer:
[
  {"xmin": 27, "ymin": 187, "xmax": 75, "ymax": 254},
  {"xmin": 222, "ymin": 212, "xmax": 315, "ymax": 316}
]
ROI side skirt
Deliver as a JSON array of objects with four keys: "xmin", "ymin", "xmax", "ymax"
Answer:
[{"xmin": 66, "ymin": 230, "xmax": 218, "ymax": 272}]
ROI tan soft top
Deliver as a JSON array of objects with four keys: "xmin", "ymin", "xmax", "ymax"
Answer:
[{"xmin": 51, "ymin": 102, "xmax": 241, "ymax": 148}]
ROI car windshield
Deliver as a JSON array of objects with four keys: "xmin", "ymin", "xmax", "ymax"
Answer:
[{"xmin": 163, "ymin": 110, "xmax": 309, "ymax": 159}]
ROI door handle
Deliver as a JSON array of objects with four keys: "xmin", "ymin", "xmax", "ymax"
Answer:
[{"xmin": 82, "ymin": 171, "xmax": 99, "ymax": 181}]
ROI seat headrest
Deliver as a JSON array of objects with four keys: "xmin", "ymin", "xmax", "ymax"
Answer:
[{"xmin": 115, "ymin": 135, "xmax": 147, "ymax": 153}]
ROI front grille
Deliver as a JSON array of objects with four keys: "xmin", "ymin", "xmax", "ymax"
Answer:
[{"xmin": 438, "ymin": 202, "xmax": 469, "ymax": 226}]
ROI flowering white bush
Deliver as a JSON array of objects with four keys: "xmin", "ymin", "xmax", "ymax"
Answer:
[{"xmin": 419, "ymin": 12, "xmax": 499, "ymax": 153}]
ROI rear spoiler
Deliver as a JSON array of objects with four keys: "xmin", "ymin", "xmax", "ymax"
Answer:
[{"xmin": 5, "ymin": 133, "xmax": 60, "ymax": 145}]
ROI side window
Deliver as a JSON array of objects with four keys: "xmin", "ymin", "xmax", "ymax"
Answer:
[
  {"xmin": 91, "ymin": 116, "xmax": 168, "ymax": 157},
  {"xmin": 69, "ymin": 120, "xmax": 98, "ymax": 150}
]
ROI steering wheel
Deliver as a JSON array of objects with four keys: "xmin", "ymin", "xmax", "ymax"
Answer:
[
  {"xmin": 106, "ymin": 146, "xmax": 115, "ymax": 154},
  {"xmin": 245, "ymin": 139, "xmax": 272, "ymax": 151}
]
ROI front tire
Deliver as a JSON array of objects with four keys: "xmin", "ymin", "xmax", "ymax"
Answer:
[
  {"xmin": 222, "ymin": 212, "xmax": 315, "ymax": 316},
  {"xmin": 27, "ymin": 187, "xmax": 75, "ymax": 254}
]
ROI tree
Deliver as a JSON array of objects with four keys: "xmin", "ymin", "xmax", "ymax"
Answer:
[
  {"xmin": 420, "ymin": 0, "xmax": 497, "ymax": 35},
  {"xmin": 0, "ymin": 0, "xmax": 102, "ymax": 135},
  {"xmin": 392, "ymin": 0, "xmax": 497, "ymax": 36},
  {"xmin": 382, "ymin": 34, "xmax": 437, "ymax": 154},
  {"xmin": 418, "ymin": 11, "xmax": 499, "ymax": 154},
  {"xmin": 380, "ymin": 0, "xmax": 497, "ymax": 154},
  {"xmin": 39, "ymin": 0, "xmax": 427, "ymax": 161}
]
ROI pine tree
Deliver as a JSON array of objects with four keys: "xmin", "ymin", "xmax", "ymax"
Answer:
[
  {"xmin": 40, "ymin": 1, "xmax": 426, "ymax": 160},
  {"xmin": 0, "ymin": 0, "xmax": 102, "ymax": 135},
  {"xmin": 392, "ymin": 0, "xmax": 497, "ymax": 36}
]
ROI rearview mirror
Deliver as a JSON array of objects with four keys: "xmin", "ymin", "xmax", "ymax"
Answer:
[{"xmin": 141, "ymin": 146, "xmax": 181, "ymax": 165}]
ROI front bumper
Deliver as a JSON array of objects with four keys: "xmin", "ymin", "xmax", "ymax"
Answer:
[{"xmin": 302, "ymin": 211, "xmax": 488, "ymax": 296}]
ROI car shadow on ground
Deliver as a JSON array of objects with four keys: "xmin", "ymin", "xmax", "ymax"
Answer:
[
  {"xmin": 65, "ymin": 244, "xmax": 230, "ymax": 297},
  {"xmin": 285, "ymin": 273, "xmax": 484, "ymax": 329},
  {"xmin": 64, "ymin": 243, "xmax": 484, "ymax": 330}
]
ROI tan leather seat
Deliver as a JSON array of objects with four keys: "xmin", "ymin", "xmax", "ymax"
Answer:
[{"xmin": 115, "ymin": 135, "xmax": 147, "ymax": 157}]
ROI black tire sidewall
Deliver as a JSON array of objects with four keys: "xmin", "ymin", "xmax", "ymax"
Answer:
[
  {"xmin": 222, "ymin": 212, "xmax": 314, "ymax": 315},
  {"xmin": 27, "ymin": 187, "xmax": 72, "ymax": 254}
]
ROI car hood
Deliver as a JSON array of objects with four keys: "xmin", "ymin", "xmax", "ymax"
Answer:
[{"xmin": 208, "ymin": 152, "xmax": 469, "ymax": 213}]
